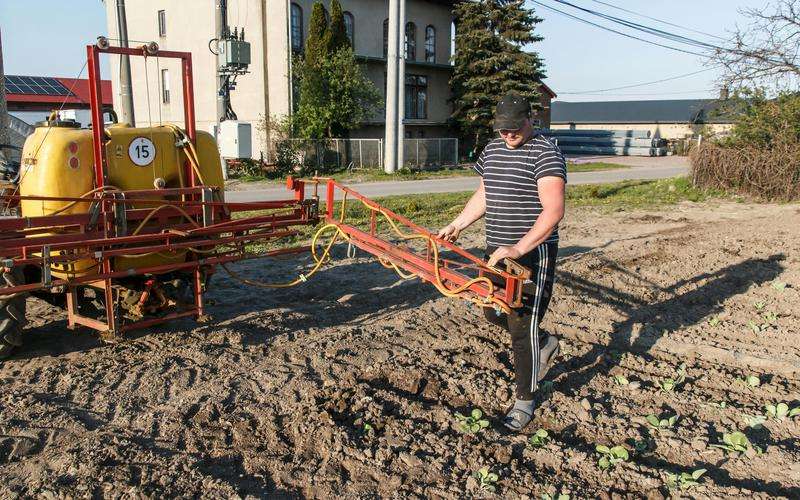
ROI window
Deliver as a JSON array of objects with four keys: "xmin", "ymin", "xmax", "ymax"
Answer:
[
  {"xmin": 291, "ymin": 3, "xmax": 303, "ymax": 53},
  {"xmin": 425, "ymin": 25, "xmax": 435, "ymax": 63},
  {"xmin": 405, "ymin": 22, "xmax": 416, "ymax": 60},
  {"xmin": 157, "ymin": 10, "xmax": 166, "ymax": 37},
  {"xmin": 343, "ymin": 12, "xmax": 354, "ymax": 47},
  {"xmin": 383, "ymin": 19, "xmax": 389, "ymax": 58},
  {"xmin": 161, "ymin": 69, "xmax": 170, "ymax": 103},
  {"xmin": 405, "ymin": 74, "xmax": 427, "ymax": 119}
]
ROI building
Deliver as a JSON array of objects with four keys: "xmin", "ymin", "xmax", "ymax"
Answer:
[
  {"xmin": 550, "ymin": 98, "xmax": 733, "ymax": 139},
  {"xmin": 4, "ymin": 75, "xmax": 113, "ymax": 127},
  {"xmin": 103, "ymin": 0, "xmax": 459, "ymax": 159}
]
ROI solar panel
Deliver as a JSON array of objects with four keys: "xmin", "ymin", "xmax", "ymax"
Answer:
[{"xmin": 4, "ymin": 75, "xmax": 72, "ymax": 96}]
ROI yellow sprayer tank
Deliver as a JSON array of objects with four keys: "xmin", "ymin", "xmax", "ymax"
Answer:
[{"xmin": 19, "ymin": 120, "xmax": 225, "ymax": 279}]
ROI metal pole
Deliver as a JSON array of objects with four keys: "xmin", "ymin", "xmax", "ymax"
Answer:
[
  {"xmin": 215, "ymin": 0, "xmax": 228, "ymax": 121},
  {"xmin": 383, "ymin": 0, "xmax": 400, "ymax": 173},
  {"xmin": 0, "ymin": 27, "xmax": 8, "ymax": 163},
  {"xmin": 397, "ymin": 0, "xmax": 406, "ymax": 171},
  {"xmin": 115, "ymin": 0, "xmax": 135, "ymax": 126}
]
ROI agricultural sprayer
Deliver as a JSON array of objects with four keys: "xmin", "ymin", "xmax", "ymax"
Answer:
[{"xmin": 0, "ymin": 40, "xmax": 530, "ymax": 359}]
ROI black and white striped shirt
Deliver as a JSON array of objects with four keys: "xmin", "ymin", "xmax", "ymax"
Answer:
[{"xmin": 474, "ymin": 134, "xmax": 567, "ymax": 248}]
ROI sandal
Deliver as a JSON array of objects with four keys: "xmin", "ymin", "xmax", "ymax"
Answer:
[{"xmin": 503, "ymin": 407, "xmax": 533, "ymax": 432}]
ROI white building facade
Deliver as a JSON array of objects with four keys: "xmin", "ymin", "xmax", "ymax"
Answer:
[{"xmin": 103, "ymin": 0, "xmax": 456, "ymax": 159}]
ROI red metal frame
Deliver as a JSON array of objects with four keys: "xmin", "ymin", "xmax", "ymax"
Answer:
[
  {"xmin": 318, "ymin": 179, "xmax": 531, "ymax": 312},
  {"xmin": 0, "ymin": 41, "xmax": 319, "ymax": 338}
]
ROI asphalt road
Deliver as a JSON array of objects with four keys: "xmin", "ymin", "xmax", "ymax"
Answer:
[{"xmin": 226, "ymin": 164, "xmax": 690, "ymax": 202}]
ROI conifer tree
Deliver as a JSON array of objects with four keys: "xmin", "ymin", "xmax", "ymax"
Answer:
[
  {"xmin": 451, "ymin": 0, "xmax": 547, "ymax": 154},
  {"xmin": 293, "ymin": 1, "xmax": 381, "ymax": 143},
  {"xmin": 327, "ymin": 0, "xmax": 350, "ymax": 51},
  {"xmin": 305, "ymin": 3, "xmax": 329, "ymax": 67}
]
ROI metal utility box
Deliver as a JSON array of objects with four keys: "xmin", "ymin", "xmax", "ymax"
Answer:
[
  {"xmin": 217, "ymin": 120, "xmax": 252, "ymax": 159},
  {"xmin": 217, "ymin": 39, "xmax": 250, "ymax": 70}
]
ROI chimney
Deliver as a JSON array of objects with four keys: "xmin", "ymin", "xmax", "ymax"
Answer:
[{"xmin": 719, "ymin": 87, "xmax": 729, "ymax": 100}]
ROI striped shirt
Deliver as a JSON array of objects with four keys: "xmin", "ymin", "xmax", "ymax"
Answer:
[{"xmin": 474, "ymin": 134, "xmax": 567, "ymax": 248}]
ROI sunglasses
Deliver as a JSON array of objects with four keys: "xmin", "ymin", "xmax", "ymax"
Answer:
[{"xmin": 499, "ymin": 128, "xmax": 522, "ymax": 136}]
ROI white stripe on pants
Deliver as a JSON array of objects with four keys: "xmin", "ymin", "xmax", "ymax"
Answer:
[{"xmin": 529, "ymin": 243, "xmax": 549, "ymax": 393}]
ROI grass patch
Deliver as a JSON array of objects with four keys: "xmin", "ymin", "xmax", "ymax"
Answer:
[
  {"xmin": 568, "ymin": 161, "xmax": 629, "ymax": 173},
  {"xmin": 233, "ymin": 177, "xmax": 724, "ymax": 253},
  {"xmin": 229, "ymin": 161, "xmax": 627, "ymax": 185},
  {"xmin": 567, "ymin": 177, "xmax": 726, "ymax": 209}
]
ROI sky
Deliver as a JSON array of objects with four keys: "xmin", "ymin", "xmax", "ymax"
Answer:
[{"xmin": 1, "ymin": 0, "xmax": 768, "ymax": 103}]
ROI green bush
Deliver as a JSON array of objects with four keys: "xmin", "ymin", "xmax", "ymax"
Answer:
[{"xmin": 721, "ymin": 90, "xmax": 800, "ymax": 147}]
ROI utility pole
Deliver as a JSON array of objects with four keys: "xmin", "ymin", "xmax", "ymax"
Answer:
[
  {"xmin": 215, "ymin": 0, "xmax": 228, "ymax": 121},
  {"xmin": 384, "ymin": 0, "xmax": 400, "ymax": 173},
  {"xmin": 115, "ymin": 0, "xmax": 135, "ymax": 126},
  {"xmin": 397, "ymin": 0, "xmax": 405, "ymax": 171},
  {"xmin": 0, "ymin": 27, "xmax": 8, "ymax": 161}
]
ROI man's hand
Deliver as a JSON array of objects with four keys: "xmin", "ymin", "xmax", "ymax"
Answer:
[
  {"xmin": 437, "ymin": 223, "xmax": 461, "ymax": 242},
  {"xmin": 487, "ymin": 245, "xmax": 522, "ymax": 268}
]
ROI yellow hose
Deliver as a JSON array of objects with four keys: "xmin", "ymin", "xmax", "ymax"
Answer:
[{"xmin": 218, "ymin": 191, "xmax": 510, "ymax": 313}]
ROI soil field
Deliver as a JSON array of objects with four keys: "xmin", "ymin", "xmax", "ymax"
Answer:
[{"xmin": 1, "ymin": 200, "xmax": 799, "ymax": 499}]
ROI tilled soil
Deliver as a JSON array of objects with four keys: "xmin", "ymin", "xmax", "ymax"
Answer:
[{"xmin": 1, "ymin": 201, "xmax": 799, "ymax": 499}]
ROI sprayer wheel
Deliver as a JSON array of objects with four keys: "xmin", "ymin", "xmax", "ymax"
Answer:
[{"xmin": 0, "ymin": 267, "xmax": 27, "ymax": 360}]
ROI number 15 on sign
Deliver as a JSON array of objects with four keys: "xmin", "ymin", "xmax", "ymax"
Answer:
[{"xmin": 129, "ymin": 137, "xmax": 156, "ymax": 166}]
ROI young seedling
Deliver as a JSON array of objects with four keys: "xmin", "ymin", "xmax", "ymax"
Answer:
[
  {"xmin": 455, "ymin": 408, "xmax": 490, "ymax": 434},
  {"xmin": 528, "ymin": 429, "xmax": 550, "ymax": 448},
  {"xmin": 611, "ymin": 374, "xmax": 629, "ymax": 386},
  {"xmin": 541, "ymin": 493, "xmax": 570, "ymax": 500},
  {"xmin": 764, "ymin": 402, "xmax": 800, "ymax": 421},
  {"xmin": 646, "ymin": 413, "xmax": 678, "ymax": 432},
  {"xmin": 707, "ymin": 316, "xmax": 721, "ymax": 327},
  {"xmin": 739, "ymin": 375, "xmax": 761, "ymax": 387},
  {"xmin": 655, "ymin": 363, "xmax": 687, "ymax": 393},
  {"xmin": 772, "ymin": 280, "xmax": 787, "ymax": 292},
  {"xmin": 710, "ymin": 431, "xmax": 761, "ymax": 455},
  {"xmin": 762, "ymin": 311, "xmax": 778, "ymax": 325},
  {"xmin": 665, "ymin": 468, "xmax": 707, "ymax": 491},
  {"xmin": 633, "ymin": 439, "xmax": 649, "ymax": 453},
  {"xmin": 474, "ymin": 467, "xmax": 499, "ymax": 492},
  {"xmin": 748, "ymin": 320, "xmax": 763, "ymax": 334},
  {"xmin": 595, "ymin": 444, "xmax": 629, "ymax": 470},
  {"xmin": 754, "ymin": 301, "xmax": 766, "ymax": 311},
  {"xmin": 743, "ymin": 414, "xmax": 766, "ymax": 430}
]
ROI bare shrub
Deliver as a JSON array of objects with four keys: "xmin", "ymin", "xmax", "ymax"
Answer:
[{"xmin": 691, "ymin": 142, "xmax": 800, "ymax": 200}]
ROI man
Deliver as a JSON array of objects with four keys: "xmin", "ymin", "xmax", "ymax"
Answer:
[{"xmin": 438, "ymin": 93, "xmax": 566, "ymax": 432}]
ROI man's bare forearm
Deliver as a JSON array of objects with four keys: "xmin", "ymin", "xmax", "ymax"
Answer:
[
  {"xmin": 451, "ymin": 182, "xmax": 486, "ymax": 230},
  {"xmin": 511, "ymin": 207, "xmax": 563, "ymax": 255}
]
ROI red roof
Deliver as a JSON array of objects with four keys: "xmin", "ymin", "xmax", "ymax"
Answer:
[{"xmin": 4, "ymin": 76, "xmax": 113, "ymax": 107}]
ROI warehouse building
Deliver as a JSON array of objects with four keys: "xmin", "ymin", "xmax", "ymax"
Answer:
[{"xmin": 550, "ymin": 98, "xmax": 733, "ymax": 140}]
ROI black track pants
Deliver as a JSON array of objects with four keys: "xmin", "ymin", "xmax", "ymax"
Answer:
[{"xmin": 483, "ymin": 242, "xmax": 558, "ymax": 400}]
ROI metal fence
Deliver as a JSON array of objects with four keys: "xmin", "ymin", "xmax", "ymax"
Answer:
[{"xmin": 266, "ymin": 138, "xmax": 459, "ymax": 171}]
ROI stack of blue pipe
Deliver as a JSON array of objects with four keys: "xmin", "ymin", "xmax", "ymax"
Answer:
[{"xmin": 538, "ymin": 129, "xmax": 668, "ymax": 156}]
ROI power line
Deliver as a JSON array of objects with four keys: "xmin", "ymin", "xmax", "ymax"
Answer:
[
  {"xmin": 587, "ymin": 0, "xmax": 726, "ymax": 41},
  {"xmin": 546, "ymin": 0, "xmax": 724, "ymax": 52},
  {"xmin": 561, "ymin": 89, "xmax": 716, "ymax": 97},
  {"xmin": 558, "ymin": 67, "xmax": 719, "ymax": 94},
  {"xmin": 532, "ymin": 1, "xmax": 711, "ymax": 58}
]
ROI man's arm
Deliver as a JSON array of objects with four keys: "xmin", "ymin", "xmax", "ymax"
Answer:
[
  {"xmin": 486, "ymin": 177, "xmax": 565, "ymax": 267},
  {"xmin": 437, "ymin": 179, "xmax": 486, "ymax": 242}
]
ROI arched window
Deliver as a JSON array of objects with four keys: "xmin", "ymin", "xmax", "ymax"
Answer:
[
  {"xmin": 383, "ymin": 19, "xmax": 389, "ymax": 58},
  {"xmin": 425, "ymin": 25, "xmax": 435, "ymax": 63},
  {"xmin": 344, "ymin": 11, "xmax": 354, "ymax": 47},
  {"xmin": 290, "ymin": 3, "xmax": 303, "ymax": 53},
  {"xmin": 405, "ymin": 22, "xmax": 416, "ymax": 60}
]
